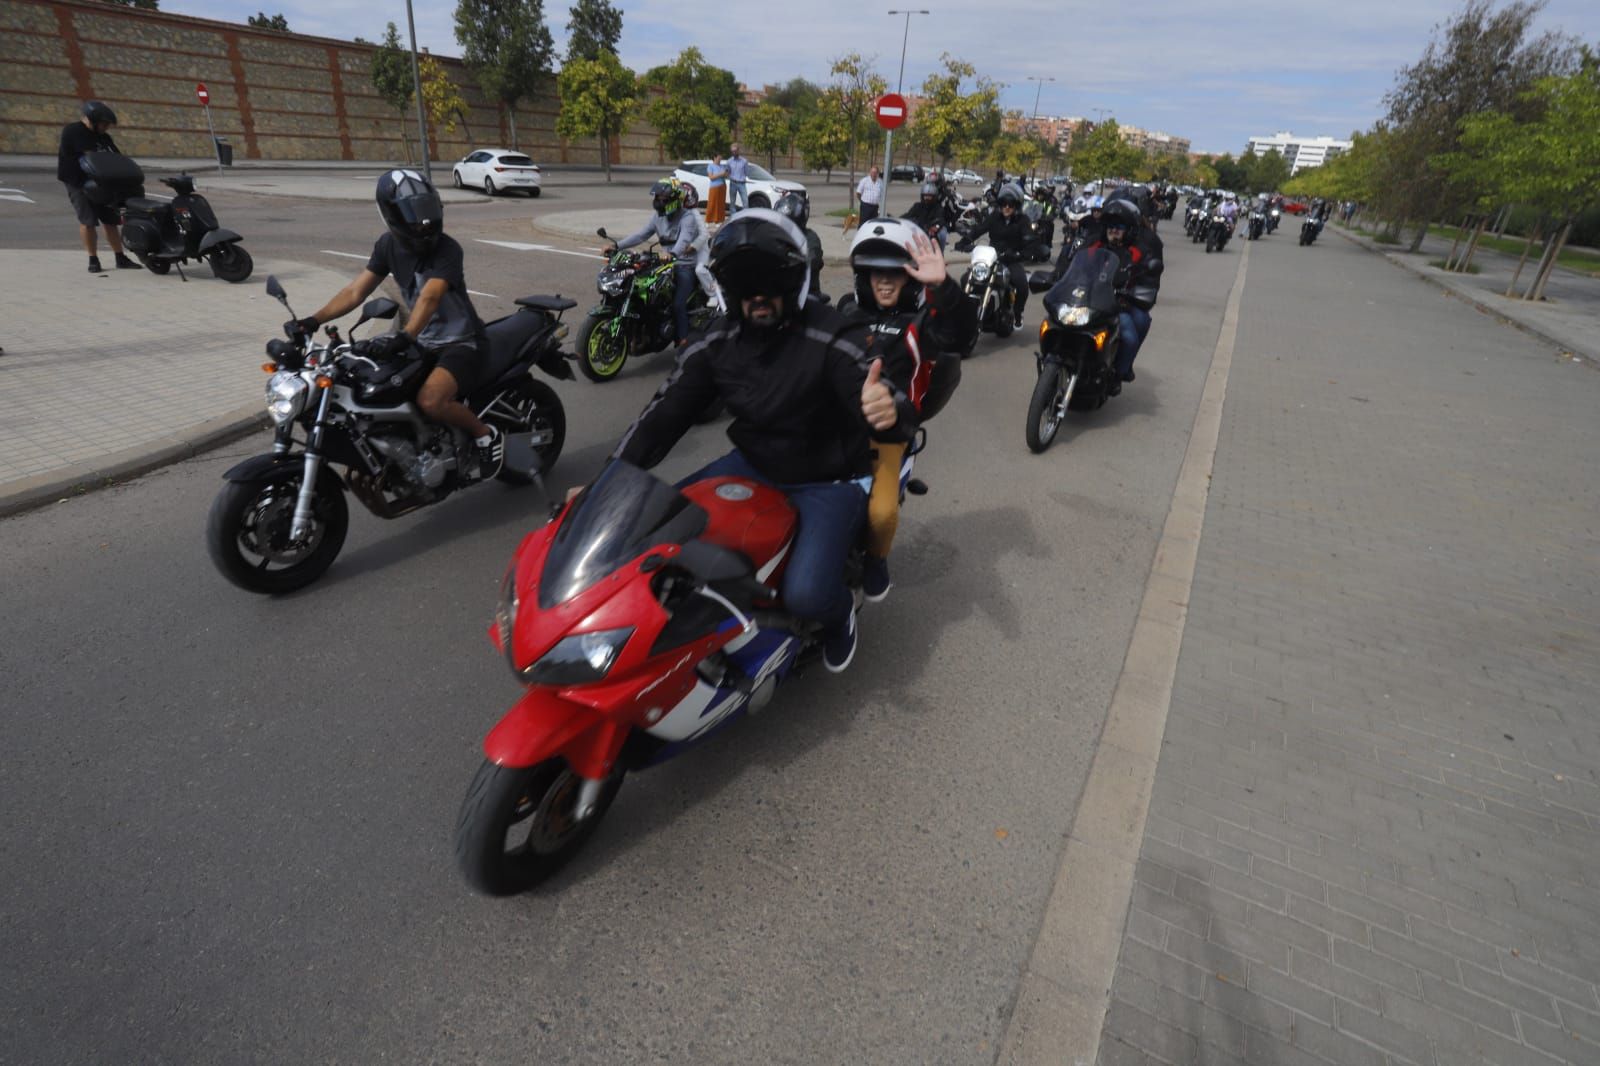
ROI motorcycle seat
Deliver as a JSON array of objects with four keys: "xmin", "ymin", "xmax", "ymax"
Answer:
[
  {"xmin": 123, "ymin": 197, "xmax": 168, "ymax": 214},
  {"xmin": 515, "ymin": 295, "xmax": 577, "ymax": 312}
]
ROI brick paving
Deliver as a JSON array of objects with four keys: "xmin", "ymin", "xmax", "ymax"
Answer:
[{"xmin": 1095, "ymin": 234, "xmax": 1600, "ymax": 1066}]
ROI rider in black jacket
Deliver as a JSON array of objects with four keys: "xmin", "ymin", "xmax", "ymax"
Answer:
[
  {"xmin": 956, "ymin": 183, "xmax": 1031, "ymax": 326},
  {"xmin": 610, "ymin": 209, "xmax": 917, "ymax": 673},
  {"xmin": 902, "ymin": 181, "xmax": 950, "ymax": 249}
]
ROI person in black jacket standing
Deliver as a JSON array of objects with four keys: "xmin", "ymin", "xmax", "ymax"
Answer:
[
  {"xmin": 58, "ymin": 101, "xmax": 140, "ymax": 274},
  {"xmin": 956, "ymin": 183, "xmax": 1032, "ymax": 327},
  {"xmin": 609, "ymin": 209, "xmax": 917, "ymax": 673}
]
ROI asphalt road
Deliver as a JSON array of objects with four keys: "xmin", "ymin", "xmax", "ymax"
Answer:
[{"xmin": 1, "ymin": 177, "xmax": 1240, "ymax": 1062}]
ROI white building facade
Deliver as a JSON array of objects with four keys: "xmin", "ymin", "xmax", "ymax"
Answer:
[{"xmin": 1244, "ymin": 132, "xmax": 1353, "ymax": 175}]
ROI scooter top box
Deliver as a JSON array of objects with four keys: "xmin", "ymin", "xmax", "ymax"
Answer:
[{"xmin": 78, "ymin": 152, "xmax": 145, "ymax": 205}]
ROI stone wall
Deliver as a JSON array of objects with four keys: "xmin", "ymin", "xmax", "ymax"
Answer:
[{"xmin": 0, "ymin": 0, "xmax": 669, "ymax": 165}]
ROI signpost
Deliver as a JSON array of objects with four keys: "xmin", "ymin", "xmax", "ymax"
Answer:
[
  {"xmin": 196, "ymin": 83, "xmax": 223, "ymax": 173},
  {"xmin": 876, "ymin": 93, "xmax": 908, "ymax": 217}
]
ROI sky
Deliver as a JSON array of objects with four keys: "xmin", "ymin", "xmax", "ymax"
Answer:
[{"xmin": 175, "ymin": 0, "xmax": 1600, "ymax": 155}]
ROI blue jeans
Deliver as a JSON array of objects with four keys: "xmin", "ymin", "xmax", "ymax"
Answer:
[
  {"xmin": 672, "ymin": 261, "xmax": 697, "ymax": 342},
  {"xmin": 1116, "ymin": 308, "xmax": 1152, "ymax": 378},
  {"xmin": 729, "ymin": 181, "xmax": 748, "ymax": 212},
  {"xmin": 681, "ymin": 451, "xmax": 864, "ymax": 635}
]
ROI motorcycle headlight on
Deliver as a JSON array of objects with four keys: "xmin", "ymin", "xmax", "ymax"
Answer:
[
  {"xmin": 265, "ymin": 370, "xmax": 309, "ymax": 425},
  {"xmin": 1056, "ymin": 305, "xmax": 1092, "ymax": 327},
  {"xmin": 971, "ymin": 262, "xmax": 992, "ymax": 282},
  {"xmin": 525, "ymin": 627, "xmax": 634, "ymax": 686}
]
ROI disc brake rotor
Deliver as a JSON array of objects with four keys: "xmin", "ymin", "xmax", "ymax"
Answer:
[{"xmin": 240, "ymin": 487, "xmax": 320, "ymax": 565}]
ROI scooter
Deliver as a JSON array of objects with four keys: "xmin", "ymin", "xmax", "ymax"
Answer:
[
  {"xmin": 119, "ymin": 172, "xmax": 252, "ymax": 282},
  {"xmin": 453, "ymin": 452, "xmax": 927, "ymax": 894}
]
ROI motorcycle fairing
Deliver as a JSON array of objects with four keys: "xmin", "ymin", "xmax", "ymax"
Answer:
[{"xmin": 198, "ymin": 227, "xmax": 242, "ymax": 253}]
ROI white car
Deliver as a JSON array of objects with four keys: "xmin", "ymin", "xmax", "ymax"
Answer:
[
  {"xmin": 953, "ymin": 170, "xmax": 983, "ymax": 184},
  {"xmin": 452, "ymin": 149, "xmax": 542, "ymax": 197},
  {"xmin": 671, "ymin": 160, "xmax": 807, "ymax": 210}
]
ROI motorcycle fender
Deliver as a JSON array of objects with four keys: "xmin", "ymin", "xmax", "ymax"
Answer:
[
  {"xmin": 221, "ymin": 452, "xmax": 344, "ymax": 490},
  {"xmin": 483, "ymin": 687, "xmax": 628, "ymax": 777},
  {"xmin": 537, "ymin": 344, "xmax": 574, "ymax": 381},
  {"xmin": 587, "ymin": 305, "xmax": 616, "ymax": 318},
  {"xmin": 198, "ymin": 228, "xmax": 243, "ymax": 253}
]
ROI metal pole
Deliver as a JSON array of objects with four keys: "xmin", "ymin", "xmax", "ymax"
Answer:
[
  {"xmin": 202, "ymin": 102, "xmax": 221, "ymax": 174},
  {"xmin": 404, "ymin": 0, "xmax": 431, "ymax": 182},
  {"xmin": 882, "ymin": 9, "xmax": 928, "ymax": 217}
]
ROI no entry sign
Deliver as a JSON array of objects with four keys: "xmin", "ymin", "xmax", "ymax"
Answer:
[
  {"xmin": 196, "ymin": 83, "xmax": 209, "ymax": 105},
  {"xmin": 875, "ymin": 93, "xmax": 907, "ymax": 130}
]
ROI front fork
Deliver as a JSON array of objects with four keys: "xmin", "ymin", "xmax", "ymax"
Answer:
[{"xmin": 289, "ymin": 386, "xmax": 334, "ymax": 542}]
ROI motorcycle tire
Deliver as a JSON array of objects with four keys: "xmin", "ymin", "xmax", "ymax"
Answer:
[
  {"xmin": 206, "ymin": 474, "xmax": 349, "ymax": 594},
  {"xmin": 139, "ymin": 254, "xmax": 171, "ymax": 275},
  {"xmin": 209, "ymin": 244, "xmax": 253, "ymax": 283},
  {"xmin": 488, "ymin": 377, "xmax": 566, "ymax": 482},
  {"xmin": 455, "ymin": 757, "xmax": 625, "ymax": 895},
  {"xmin": 575, "ymin": 313, "xmax": 630, "ymax": 382},
  {"xmin": 1025, "ymin": 366, "xmax": 1067, "ymax": 454},
  {"xmin": 995, "ymin": 300, "xmax": 1015, "ymax": 339},
  {"xmin": 1205, "ymin": 236, "xmax": 1215, "ymax": 253}
]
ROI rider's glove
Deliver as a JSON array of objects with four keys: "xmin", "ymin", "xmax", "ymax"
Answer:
[
  {"xmin": 368, "ymin": 331, "xmax": 412, "ymax": 359},
  {"xmin": 284, "ymin": 316, "xmax": 320, "ymax": 339}
]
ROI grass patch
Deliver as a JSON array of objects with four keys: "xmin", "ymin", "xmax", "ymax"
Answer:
[
  {"xmin": 1428, "ymin": 223, "xmax": 1600, "ymax": 278},
  {"xmin": 1374, "ymin": 232, "xmax": 1401, "ymax": 245},
  {"xmin": 1430, "ymin": 259, "xmax": 1481, "ymax": 274}
]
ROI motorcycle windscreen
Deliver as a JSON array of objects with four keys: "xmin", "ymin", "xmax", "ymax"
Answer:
[
  {"xmin": 1043, "ymin": 246, "xmax": 1120, "ymax": 317},
  {"xmin": 539, "ymin": 460, "xmax": 708, "ymax": 608}
]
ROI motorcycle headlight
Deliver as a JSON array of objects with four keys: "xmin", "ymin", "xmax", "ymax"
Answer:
[
  {"xmin": 265, "ymin": 370, "xmax": 308, "ymax": 425},
  {"xmin": 526, "ymin": 627, "xmax": 634, "ymax": 686},
  {"xmin": 598, "ymin": 271, "xmax": 628, "ymax": 296},
  {"xmin": 495, "ymin": 563, "xmax": 519, "ymax": 662},
  {"xmin": 971, "ymin": 263, "xmax": 991, "ymax": 282},
  {"xmin": 1056, "ymin": 305, "xmax": 1091, "ymax": 327}
]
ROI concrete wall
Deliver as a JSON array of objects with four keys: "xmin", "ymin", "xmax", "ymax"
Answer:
[{"xmin": 0, "ymin": 0, "xmax": 669, "ymax": 165}]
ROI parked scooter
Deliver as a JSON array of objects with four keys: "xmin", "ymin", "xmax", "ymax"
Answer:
[{"xmin": 77, "ymin": 156, "xmax": 253, "ymax": 282}]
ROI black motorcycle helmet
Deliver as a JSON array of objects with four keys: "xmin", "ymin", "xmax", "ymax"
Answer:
[
  {"xmin": 919, "ymin": 180, "xmax": 939, "ymax": 204},
  {"xmin": 996, "ymin": 183, "xmax": 1024, "ymax": 210},
  {"xmin": 81, "ymin": 100, "xmax": 117, "ymax": 128},
  {"xmin": 1101, "ymin": 199, "xmax": 1141, "ymax": 241},
  {"xmin": 708, "ymin": 208, "xmax": 812, "ymax": 322},
  {"xmin": 774, "ymin": 192, "xmax": 810, "ymax": 230},
  {"xmin": 375, "ymin": 168, "xmax": 444, "ymax": 256},
  {"xmin": 650, "ymin": 178, "xmax": 684, "ymax": 216}
]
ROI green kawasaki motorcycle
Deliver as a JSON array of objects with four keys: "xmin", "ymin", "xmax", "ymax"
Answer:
[{"xmin": 574, "ymin": 226, "xmax": 717, "ymax": 382}]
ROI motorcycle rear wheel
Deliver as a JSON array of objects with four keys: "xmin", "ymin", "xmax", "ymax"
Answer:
[
  {"xmin": 206, "ymin": 475, "xmax": 349, "ymax": 594},
  {"xmin": 1025, "ymin": 366, "xmax": 1067, "ymax": 454},
  {"xmin": 575, "ymin": 313, "xmax": 631, "ymax": 382},
  {"xmin": 488, "ymin": 377, "xmax": 566, "ymax": 483},
  {"xmin": 209, "ymin": 244, "xmax": 253, "ymax": 283},
  {"xmin": 455, "ymin": 758, "xmax": 625, "ymax": 895}
]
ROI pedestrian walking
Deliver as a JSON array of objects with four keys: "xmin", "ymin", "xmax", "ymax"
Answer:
[
  {"xmin": 59, "ymin": 100, "xmax": 140, "ymax": 275},
  {"xmin": 727, "ymin": 144, "xmax": 749, "ymax": 213},
  {"xmin": 856, "ymin": 166, "xmax": 884, "ymax": 224},
  {"xmin": 705, "ymin": 152, "xmax": 729, "ymax": 225}
]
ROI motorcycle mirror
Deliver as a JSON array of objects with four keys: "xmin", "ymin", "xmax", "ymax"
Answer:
[
  {"xmin": 265, "ymin": 275, "xmax": 287, "ymax": 303},
  {"xmin": 361, "ymin": 297, "xmax": 400, "ymax": 321},
  {"xmin": 595, "ymin": 226, "xmax": 609, "ymax": 239},
  {"xmin": 1027, "ymin": 271, "xmax": 1055, "ymax": 294}
]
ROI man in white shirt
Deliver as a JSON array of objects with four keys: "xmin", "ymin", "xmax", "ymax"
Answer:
[{"xmin": 856, "ymin": 166, "xmax": 884, "ymax": 223}]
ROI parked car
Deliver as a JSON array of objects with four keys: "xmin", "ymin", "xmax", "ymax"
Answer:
[
  {"xmin": 953, "ymin": 169, "xmax": 983, "ymax": 185},
  {"xmin": 452, "ymin": 149, "xmax": 542, "ymax": 197},
  {"xmin": 672, "ymin": 160, "xmax": 807, "ymax": 210},
  {"xmin": 889, "ymin": 164, "xmax": 925, "ymax": 182}
]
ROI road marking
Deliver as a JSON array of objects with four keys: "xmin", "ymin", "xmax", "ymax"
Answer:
[
  {"xmin": 997, "ymin": 241, "xmax": 1252, "ymax": 1065},
  {"xmin": 321, "ymin": 249, "xmax": 368, "ymax": 261},
  {"xmin": 476, "ymin": 238, "xmax": 604, "ymax": 260},
  {"xmin": 468, "ymin": 289, "xmax": 500, "ymax": 299},
  {"xmin": 0, "ymin": 188, "xmax": 36, "ymax": 204}
]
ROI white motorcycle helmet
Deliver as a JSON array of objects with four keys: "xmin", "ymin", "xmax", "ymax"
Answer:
[{"xmin": 848, "ymin": 216, "xmax": 927, "ymax": 311}]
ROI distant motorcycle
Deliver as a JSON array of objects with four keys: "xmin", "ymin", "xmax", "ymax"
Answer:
[
  {"xmin": 1266, "ymin": 206, "xmax": 1281, "ymax": 233},
  {"xmin": 1204, "ymin": 212, "xmax": 1232, "ymax": 253},
  {"xmin": 1024, "ymin": 249, "xmax": 1124, "ymax": 453},
  {"xmin": 207, "ymin": 276, "xmax": 573, "ymax": 594},
  {"xmin": 1022, "ymin": 202, "xmax": 1055, "ymax": 262},
  {"xmin": 1247, "ymin": 207, "xmax": 1266, "ymax": 241},
  {"xmin": 574, "ymin": 227, "xmax": 717, "ymax": 382},
  {"xmin": 1300, "ymin": 216, "xmax": 1323, "ymax": 246},
  {"xmin": 959, "ymin": 245, "xmax": 1020, "ymax": 347}
]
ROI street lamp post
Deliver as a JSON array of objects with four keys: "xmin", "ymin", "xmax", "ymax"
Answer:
[
  {"xmin": 404, "ymin": 0, "xmax": 432, "ymax": 183},
  {"xmin": 881, "ymin": 8, "xmax": 928, "ymax": 216},
  {"xmin": 1025, "ymin": 75, "xmax": 1055, "ymax": 183}
]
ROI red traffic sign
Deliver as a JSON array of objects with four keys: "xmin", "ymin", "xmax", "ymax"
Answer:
[
  {"xmin": 875, "ymin": 93, "xmax": 907, "ymax": 130},
  {"xmin": 196, "ymin": 83, "xmax": 209, "ymax": 105}
]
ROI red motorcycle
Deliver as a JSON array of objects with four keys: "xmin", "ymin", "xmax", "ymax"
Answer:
[{"xmin": 454, "ymin": 456, "xmax": 921, "ymax": 894}]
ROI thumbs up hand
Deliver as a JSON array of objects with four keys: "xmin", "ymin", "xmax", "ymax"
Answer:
[{"xmin": 861, "ymin": 358, "xmax": 897, "ymax": 431}]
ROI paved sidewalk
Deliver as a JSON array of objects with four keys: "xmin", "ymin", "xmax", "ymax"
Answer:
[
  {"xmin": 0, "ymin": 251, "xmax": 350, "ymax": 515},
  {"xmin": 1095, "ymin": 231, "xmax": 1600, "ymax": 1064},
  {"xmin": 1335, "ymin": 223, "xmax": 1599, "ymax": 366}
]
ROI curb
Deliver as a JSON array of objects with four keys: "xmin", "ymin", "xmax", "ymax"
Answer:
[
  {"xmin": 1334, "ymin": 228, "xmax": 1597, "ymax": 370},
  {"xmin": 0, "ymin": 403, "xmax": 267, "ymax": 520}
]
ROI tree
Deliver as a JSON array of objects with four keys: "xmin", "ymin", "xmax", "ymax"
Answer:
[
  {"xmin": 1248, "ymin": 147, "xmax": 1292, "ymax": 193},
  {"xmin": 824, "ymin": 53, "xmax": 887, "ymax": 210},
  {"xmin": 642, "ymin": 47, "xmax": 740, "ymax": 128},
  {"xmin": 247, "ymin": 12, "xmax": 289, "ymax": 30},
  {"xmin": 370, "ymin": 22, "xmax": 416, "ymax": 163},
  {"xmin": 648, "ymin": 97, "xmax": 729, "ymax": 160},
  {"xmin": 1070, "ymin": 120, "xmax": 1142, "ymax": 184},
  {"xmin": 742, "ymin": 103, "xmax": 792, "ymax": 170},
  {"xmin": 565, "ymin": 0, "xmax": 622, "ymax": 63},
  {"xmin": 795, "ymin": 110, "xmax": 849, "ymax": 181},
  {"xmin": 911, "ymin": 54, "xmax": 999, "ymax": 170},
  {"xmin": 418, "ymin": 53, "xmax": 470, "ymax": 139},
  {"xmin": 454, "ymin": 0, "xmax": 555, "ymax": 149},
  {"xmin": 556, "ymin": 50, "xmax": 638, "ymax": 180}
]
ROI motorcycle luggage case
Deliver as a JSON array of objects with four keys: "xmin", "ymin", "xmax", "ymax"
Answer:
[{"xmin": 78, "ymin": 153, "xmax": 145, "ymax": 205}]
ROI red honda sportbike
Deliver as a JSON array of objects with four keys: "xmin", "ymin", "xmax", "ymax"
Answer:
[{"xmin": 454, "ymin": 456, "xmax": 920, "ymax": 895}]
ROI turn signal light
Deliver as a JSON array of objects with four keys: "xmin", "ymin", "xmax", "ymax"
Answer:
[
  {"xmin": 261, "ymin": 363, "xmax": 276, "ymax": 373},
  {"xmin": 1092, "ymin": 330, "xmax": 1110, "ymax": 350},
  {"xmin": 314, "ymin": 375, "xmax": 333, "ymax": 389}
]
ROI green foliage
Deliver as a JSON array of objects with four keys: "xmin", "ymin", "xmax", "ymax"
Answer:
[
  {"xmin": 1245, "ymin": 148, "xmax": 1292, "ymax": 193},
  {"xmin": 565, "ymin": 0, "xmax": 622, "ymax": 63},
  {"xmin": 912, "ymin": 54, "xmax": 999, "ymax": 166},
  {"xmin": 369, "ymin": 22, "xmax": 416, "ymax": 162},
  {"xmin": 648, "ymin": 96, "xmax": 730, "ymax": 160},
  {"xmin": 454, "ymin": 0, "xmax": 555, "ymax": 147},
  {"xmin": 642, "ymin": 47, "xmax": 740, "ymax": 126},
  {"xmin": 418, "ymin": 53, "xmax": 469, "ymax": 136},
  {"xmin": 820, "ymin": 53, "xmax": 886, "ymax": 198},
  {"xmin": 795, "ymin": 110, "xmax": 849, "ymax": 177},
  {"xmin": 247, "ymin": 12, "xmax": 289, "ymax": 30},
  {"xmin": 767, "ymin": 78, "xmax": 823, "ymax": 122},
  {"xmin": 1068, "ymin": 120, "xmax": 1143, "ymax": 183},
  {"xmin": 743, "ymin": 103, "xmax": 792, "ymax": 169},
  {"xmin": 556, "ymin": 49, "xmax": 638, "ymax": 178}
]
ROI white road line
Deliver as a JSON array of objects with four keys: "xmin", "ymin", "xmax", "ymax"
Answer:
[
  {"xmin": 476, "ymin": 238, "xmax": 604, "ymax": 260},
  {"xmin": 467, "ymin": 290, "xmax": 500, "ymax": 299},
  {"xmin": 0, "ymin": 188, "xmax": 36, "ymax": 204},
  {"xmin": 321, "ymin": 249, "xmax": 368, "ymax": 260}
]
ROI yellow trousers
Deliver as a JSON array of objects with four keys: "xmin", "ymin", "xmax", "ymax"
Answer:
[{"xmin": 866, "ymin": 441, "xmax": 907, "ymax": 559}]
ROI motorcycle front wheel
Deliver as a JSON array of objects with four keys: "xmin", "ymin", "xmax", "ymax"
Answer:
[
  {"xmin": 1025, "ymin": 366, "xmax": 1068, "ymax": 454},
  {"xmin": 455, "ymin": 758, "xmax": 625, "ymax": 895},
  {"xmin": 209, "ymin": 244, "xmax": 253, "ymax": 283},
  {"xmin": 138, "ymin": 254, "xmax": 171, "ymax": 275},
  {"xmin": 575, "ymin": 313, "xmax": 631, "ymax": 382},
  {"xmin": 206, "ymin": 474, "xmax": 349, "ymax": 594}
]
